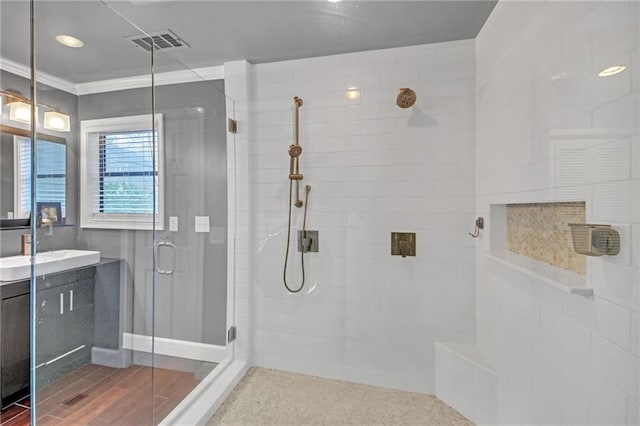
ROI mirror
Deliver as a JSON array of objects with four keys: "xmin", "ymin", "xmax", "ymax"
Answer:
[{"xmin": 1, "ymin": 125, "xmax": 67, "ymax": 226}]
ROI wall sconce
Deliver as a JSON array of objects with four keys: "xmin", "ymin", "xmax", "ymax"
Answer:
[
  {"xmin": 2, "ymin": 89, "xmax": 69, "ymax": 132},
  {"xmin": 8, "ymin": 101, "xmax": 37, "ymax": 125},
  {"xmin": 43, "ymin": 110, "xmax": 70, "ymax": 132}
]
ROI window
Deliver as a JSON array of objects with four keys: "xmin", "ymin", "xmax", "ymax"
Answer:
[
  {"xmin": 80, "ymin": 114, "xmax": 164, "ymax": 230},
  {"xmin": 14, "ymin": 136, "xmax": 66, "ymax": 220}
]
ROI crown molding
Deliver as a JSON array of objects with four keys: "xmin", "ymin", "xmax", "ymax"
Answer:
[
  {"xmin": 0, "ymin": 56, "xmax": 78, "ymax": 94},
  {"xmin": 76, "ymin": 65, "xmax": 225, "ymax": 95},
  {"xmin": 1, "ymin": 56, "xmax": 225, "ymax": 96}
]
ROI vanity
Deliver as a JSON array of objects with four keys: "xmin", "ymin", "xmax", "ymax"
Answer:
[{"xmin": 0, "ymin": 252, "xmax": 126, "ymax": 409}]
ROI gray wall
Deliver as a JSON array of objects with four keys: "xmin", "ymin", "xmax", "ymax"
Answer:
[
  {"xmin": 0, "ymin": 70, "xmax": 79, "ymax": 256},
  {"xmin": 78, "ymin": 79, "xmax": 228, "ymax": 346}
]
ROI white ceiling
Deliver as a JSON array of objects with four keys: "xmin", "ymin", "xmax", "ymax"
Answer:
[{"xmin": 0, "ymin": 1, "xmax": 496, "ymax": 84}]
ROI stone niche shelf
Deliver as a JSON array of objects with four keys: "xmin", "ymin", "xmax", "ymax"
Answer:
[{"xmin": 489, "ymin": 203, "xmax": 592, "ymax": 297}]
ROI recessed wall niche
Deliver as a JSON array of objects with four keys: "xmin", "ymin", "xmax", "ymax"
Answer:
[{"xmin": 506, "ymin": 202, "xmax": 586, "ymax": 275}]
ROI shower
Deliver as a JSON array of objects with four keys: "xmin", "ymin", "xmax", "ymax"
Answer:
[{"xmin": 283, "ymin": 96, "xmax": 311, "ymax": 293}]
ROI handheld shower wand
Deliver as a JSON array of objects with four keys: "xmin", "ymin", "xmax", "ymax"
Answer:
[{"xmin": 284, "ymin": 97, "xmax": 312, "ymax": 293}]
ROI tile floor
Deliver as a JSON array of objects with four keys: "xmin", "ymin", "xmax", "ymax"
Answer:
[{"xmin": 209, "ymin": 368, "xmax": 472, "ymax": 425}]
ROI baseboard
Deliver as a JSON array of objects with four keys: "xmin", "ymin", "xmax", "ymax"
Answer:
[{"xmin": 122, "ymin": 332, "xmax": 227, "ymax": 363}]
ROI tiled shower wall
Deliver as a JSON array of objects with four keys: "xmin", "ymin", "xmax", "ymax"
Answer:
[
  {"xmin": 249, "ymin": 40, "xmax": 476, "ymax": 393},
  {"xmin": 476, "ymin": 1, "xmax": 639, "ymax": 424}
]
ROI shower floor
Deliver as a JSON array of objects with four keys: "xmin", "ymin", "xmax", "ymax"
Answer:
[
  {"xmin": 0, "ymin": 364, "xmax": 199, "ymax": 425},
  {"xmin": 208, "ymin": 368, "xmax": 472, "ymax": 425}
]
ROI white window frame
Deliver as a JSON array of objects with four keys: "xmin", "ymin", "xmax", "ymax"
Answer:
[{"xmin": 80, "ymin": 114, "xmax": 164, "ymax": 230}]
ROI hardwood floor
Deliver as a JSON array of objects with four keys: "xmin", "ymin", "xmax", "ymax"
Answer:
[{"xmin": 0, "ymin": 364, "xmax": 200, "ymax": 426}]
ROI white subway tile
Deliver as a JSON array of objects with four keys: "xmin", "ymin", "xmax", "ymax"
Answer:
[
  {"xmin": 436, "ymin": 40, "xmax": 476, "ymax": 65},
  {"xmin": 586, "ymin": 369, "xmax": 629, "ymax": 426},
  {"xmin": 592, "ymin": 92, "xmax": 639, "ymax": 140},
  {"xmin": 593, "ymin": 298, "xmax": 632, "ymax": 350},
  {"xmin": 631, "ymin": 312, "xmax": 639, "ymax": 358},
  {"xmin": 541, "ymin": 305, "xmax": 592, "ymax": 361},
  {"xmin": 591, "ymin": 333, "xmax": 640, "ymax": 400},
  {"xmin": 628, "ymin": 397, "xmax": 640, "ymax": 426},
  {"xmin": 631, "ymin": 48, "xmax": 640, "ymax": 93},
  {"xmin": 590, "ymin": 260, "xmax": 639, "ymax": 313}
]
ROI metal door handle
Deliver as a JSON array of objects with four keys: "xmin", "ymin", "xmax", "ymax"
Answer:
[{"xmin": 155, "ymin": 241, "xmax": 176, "ymax": 275}]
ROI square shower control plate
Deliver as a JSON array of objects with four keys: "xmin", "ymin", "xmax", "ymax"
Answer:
[
  {"xmin": 298, "ymin": 230, "xmax": 319, "ymax": 253},
  {"xmin": 391, "ymin": 232, "xmax": 416, "ymax": 257}
]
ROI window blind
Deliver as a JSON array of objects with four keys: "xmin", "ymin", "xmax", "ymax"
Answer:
[
  {"xmin": 97, "ymin": 130, "xmax": 157, "ymax": 214},
  {"xmin": 15, "ymin": 137, "xmax": 66, "ymax": 219}
]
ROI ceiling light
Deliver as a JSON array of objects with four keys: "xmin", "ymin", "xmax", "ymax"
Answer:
[
  {"xmin": 598, "ymin": 65, "xmax": 626, "ymax": 77},
  {"xmin": 44, "ymin": 111, "xmax": 71, "ymax": 132},
  {"xmin": 56, "ymin": 34, "xmax": 84, "ymax": 48},
  {"xmin": 345, "ymin": 88, "xmax": 360, "ymax": 100},
  {"xmin": 328, "ymin": 0, "xmax": 342, "ymax": 3},
  {"xmin": 8, "ymin": 101, "xmax": 36, "ymax": 124}
]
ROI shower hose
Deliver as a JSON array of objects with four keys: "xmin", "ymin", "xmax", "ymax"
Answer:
[{"xmin": 283, "ymin": 180, "xmax": 310, "ymax": 293}]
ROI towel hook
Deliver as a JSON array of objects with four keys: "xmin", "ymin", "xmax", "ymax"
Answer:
[{"xmin": 469, "ymin": 217, "xmax": 484, "ymax": 238}]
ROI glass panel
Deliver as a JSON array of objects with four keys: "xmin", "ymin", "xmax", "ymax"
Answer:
[
  {"xmin": 0, "ymin": 2, "xmax": 34, "ymax": 423},
  {"xmin": 1, "ymin": 0, "xmax": 237, "ymax": 423},
  {"xmin": 147, "ymin": 31, "xmax": 236, "ymax": 425},
  {"xmin": 30, "ymin": 1, "xmax": 156, "ymax": 424}
]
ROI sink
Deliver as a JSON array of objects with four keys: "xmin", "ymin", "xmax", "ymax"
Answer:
[{"xmin": 0, "ymin": 250, "xmax": 100, "ymax": 282}]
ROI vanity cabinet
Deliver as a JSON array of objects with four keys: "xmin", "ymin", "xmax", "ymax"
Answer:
[
  {"xmin": 35, "ymin": 267, "xmax": 96, "ymax": 372},
  {"xmin": 0, "ymin": 265, "xmax": 96, "ymax": 408}
]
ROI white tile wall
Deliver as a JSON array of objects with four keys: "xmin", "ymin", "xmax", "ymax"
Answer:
[
  {"xmin": 435, "ymin": 342, "xmax": 497, "ymax": 425},
  {"xmin": 476, "ymin": 1, "xmax": 640, "ymax": 425},
  {"xmin": 249, "ymin": 40, "xmax": 476, "ymax": 393}
]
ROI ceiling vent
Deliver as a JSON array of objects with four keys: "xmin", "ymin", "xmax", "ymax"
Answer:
[{"xmin": 127, "ymin": 30, "xmax": 190, "ymax": 52}]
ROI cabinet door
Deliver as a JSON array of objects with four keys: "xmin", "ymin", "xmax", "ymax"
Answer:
[
  {"xmin": 62, "ymin": 279, "xmax": 95, "ymax": 350},
  {"xmin": 36, "ymin": 281, "xmax": 95, "ymax": 363},
  {"xmin": 35, "ymin": 285, "xmax": 68, "ymax": 365},
  {"xmin": 1, "ymin": 294, "xmax": 30, "ymax": 401}
]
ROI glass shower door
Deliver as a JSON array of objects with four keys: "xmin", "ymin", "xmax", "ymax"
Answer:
[{"xmin": 146, "ymin": 50, "xmax": 234, "ymax": 423}]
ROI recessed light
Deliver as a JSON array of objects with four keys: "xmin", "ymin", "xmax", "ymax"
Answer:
[
  {"xmin": 598, "ymin": 65, "xmax": 626, "ymax": 77},
  {"xmin": 328, "ymin": 0, "xmax": 342, "ymax": 3},
  {"xmin": 345, "ymin": 88, "xmax": 360, "ymax": 100},
  {"xmin": 56, "ymin": 35, "xmax": 84, "ymax": 48}
]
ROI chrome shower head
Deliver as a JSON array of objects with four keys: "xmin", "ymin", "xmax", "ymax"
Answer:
[{"xmin": 288, "ymin": 144, "xmax": 303, "ymax": 157}]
